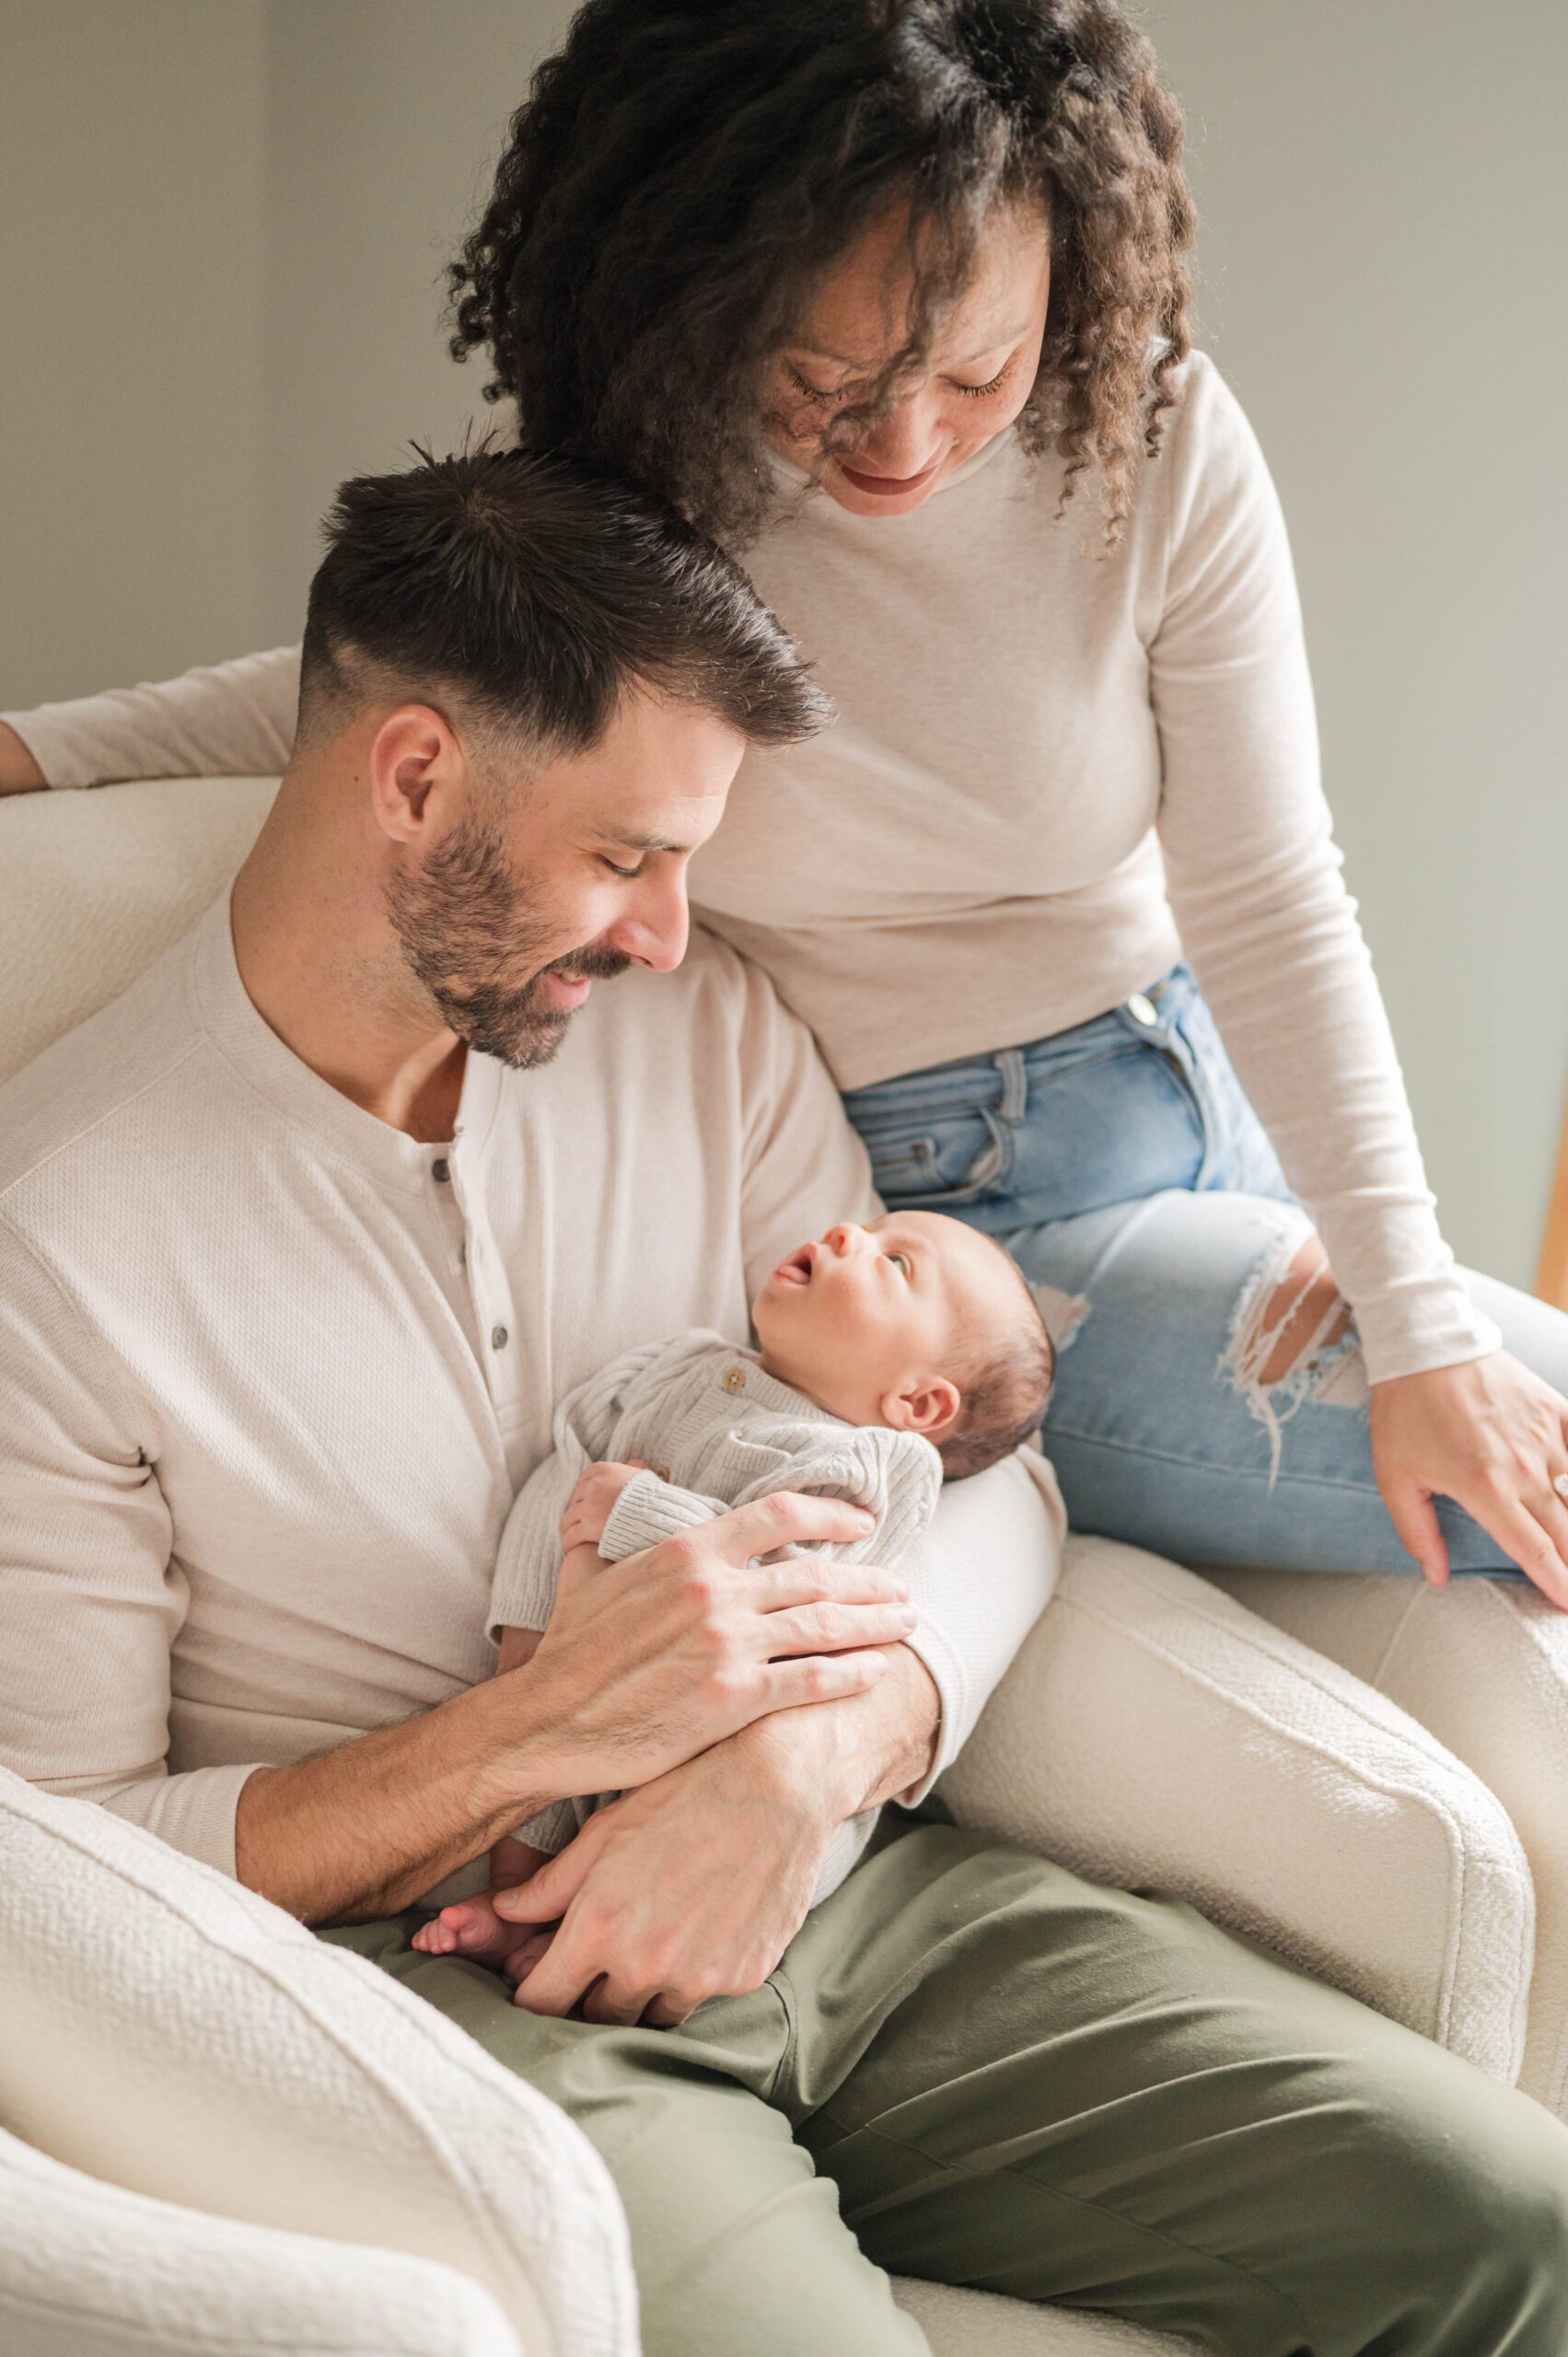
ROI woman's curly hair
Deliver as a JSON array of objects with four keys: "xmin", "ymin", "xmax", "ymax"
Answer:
[{"xmin": 449, "ymin": 0, "xmax": 1194, "ymax": 547}]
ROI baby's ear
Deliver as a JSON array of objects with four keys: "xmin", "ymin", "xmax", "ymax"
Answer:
[{"xmin": 881, "ymin": 1375, "xmax": 961, "ymax": 1438}]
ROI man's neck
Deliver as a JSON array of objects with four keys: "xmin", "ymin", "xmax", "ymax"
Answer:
[{"xmin": 229, "ymin": 773, "xmax": 467, "ymax": 1144}]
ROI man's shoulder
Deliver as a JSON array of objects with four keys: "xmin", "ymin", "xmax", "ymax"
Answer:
[{"xmin": 0, "ymin": 921, "xmax": 214, "ymax": 1207}]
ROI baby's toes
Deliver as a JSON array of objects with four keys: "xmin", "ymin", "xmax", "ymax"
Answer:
[{"xmin": 412, "ymin": 1917, "xmax": 457, "ymax": 1956}]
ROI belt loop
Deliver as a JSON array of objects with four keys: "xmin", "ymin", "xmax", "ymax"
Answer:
[{"xmin": 996, "ymin": 1046, "xmax": 1028, "ymax": 1126}]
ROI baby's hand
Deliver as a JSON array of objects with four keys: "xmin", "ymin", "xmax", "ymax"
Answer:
[{"xmin": 559, "ymin": 1459, "xmax": 649, "ymax": 1555}]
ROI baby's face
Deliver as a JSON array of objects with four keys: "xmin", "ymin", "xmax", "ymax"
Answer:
[{"xmin": 751, "ymin": 1211, "xmax": 1023, "ymax": 1439}]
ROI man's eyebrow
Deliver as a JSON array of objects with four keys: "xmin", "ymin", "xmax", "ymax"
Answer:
[
  {"xmin": 595, "ymin": 829, "xmax": 690, "ymax": 854},
  {"xmin": 797, "ymin": 323, "xmax": 1030, "ymax": 373}
]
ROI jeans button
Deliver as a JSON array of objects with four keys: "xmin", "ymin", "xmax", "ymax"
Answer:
[{"xmin": 1126, "ymin": 993, "xmax": 1159, "ymax": 1027}]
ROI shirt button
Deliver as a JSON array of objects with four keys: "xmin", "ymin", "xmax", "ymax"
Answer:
[
  {"xmin": 491, "ymin": 1326, "xmax": 509, "ymax": 1352},
  {"xmin": 432, "ymin": 1157, "xmax": 450, "ymax": 1183},
  {"xmin": 723, "ymin": 1366, "xmax": 748, "ymax": 1393},
  {"xmin": 1126, "ymin": 993, "xmax": 1159, "ymax": 1028},
  {"xmin": 653, "ymin": 1465, "xmax": 671, "ymax": 1484}
]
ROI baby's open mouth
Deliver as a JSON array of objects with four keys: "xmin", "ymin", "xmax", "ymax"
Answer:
[{"xmin": 774, "ymin": 1242, "xmax": 816, "ymax": 1287}]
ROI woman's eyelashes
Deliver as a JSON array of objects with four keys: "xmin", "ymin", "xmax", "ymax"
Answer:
[
  {"xmin": 956, "ymin": 361, "xmax": 1010, "ymax": 400},
  {"xmin": 786, "ymin": 363, "xmax": 847, "ymax": 406},
  {"xmin": 785, "ymin": 357, "xmax": 1013, "ymax": 406}
]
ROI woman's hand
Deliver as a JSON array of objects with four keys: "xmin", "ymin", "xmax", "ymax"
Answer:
[
  {"xmin": 1370, "ymin": 1350, "xmax": 1568, "ymax": 1606},
  {"xmin": 517, "ymin": 1494, "xmax": 915, "ymax": 1797},
  {"xmin": 0, "ymin": 723, "xmax": 46, "ymax": 795}
]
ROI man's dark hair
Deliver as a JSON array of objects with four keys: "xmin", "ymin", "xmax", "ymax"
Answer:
[{"xmin": 296, "ymin": 444, "xmax": 830, "ymax": 755}]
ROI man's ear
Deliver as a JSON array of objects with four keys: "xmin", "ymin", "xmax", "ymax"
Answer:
[
  {"xmin": 880, "ymin": 1375, "xmax": 962, "ymax": 1440},
  {"xmin": 366, "ymin": 704, "xmax": 469, "ymax": 845}
]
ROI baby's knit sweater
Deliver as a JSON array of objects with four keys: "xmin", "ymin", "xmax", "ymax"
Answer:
[{"xmin": 488, "ymin": 1329, "xmax": 943, "ymax": 1906}]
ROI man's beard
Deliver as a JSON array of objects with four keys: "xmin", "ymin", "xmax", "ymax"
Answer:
[{"xmin": 384, "ymin": 810, "xmax": 629, "ymax": 1070}]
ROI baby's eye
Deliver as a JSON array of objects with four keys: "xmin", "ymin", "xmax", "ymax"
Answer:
[{"xmin": 888, "ymin": 1250, "xmax": 912, "ymax": 1278}]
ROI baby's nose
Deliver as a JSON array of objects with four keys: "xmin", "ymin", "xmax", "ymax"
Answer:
[{"xmin": 824, "ymin": 1224, "xmax": 856, "ymax": 1257}]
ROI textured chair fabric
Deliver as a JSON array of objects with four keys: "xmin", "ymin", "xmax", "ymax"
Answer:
[
  {"xmin": 1211, "ymin": 1567, "xmax": 1568, "ymax": 2118},
  {"xmin": 940, "ymin": 1539, "xmax": 1534, "ymax": 2084},
  {"xmin": 0, "ymin": 1768, "xmax": 637, "ymax": 2357},
  {"xmin": 0, "ymin": 776, "xmax": 1550, "ymax": 2355},
  {"xmin": 0, "ymin": 2122, "xmax": 525, "ymax": 2357}
]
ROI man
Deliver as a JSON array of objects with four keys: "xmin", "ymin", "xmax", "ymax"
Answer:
[{"xmin": 3, "ymin": 450, "xmax": 1565, "ymax": 2357}]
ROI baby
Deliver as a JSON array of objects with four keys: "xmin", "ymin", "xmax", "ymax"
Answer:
[{"xmin": 415, "ymin": 1211, "xmax": 1054, "ymax": 1978}]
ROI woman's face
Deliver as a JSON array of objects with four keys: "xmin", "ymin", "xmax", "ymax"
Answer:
[{"xmin": 769, "ymin": 201, "xmax": 1051, "ymax": 519}]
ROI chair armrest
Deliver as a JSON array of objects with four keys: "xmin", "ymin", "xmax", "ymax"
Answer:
[
  {"xmin": 0, "ymin": 2124, "xmax": 523, "ymax": 2357},
  {"xmin": 1210, "ymin": 1569, "xmax": 1568, "ymax": 2119},
  {"xmin": 938, "ymin": 1538, "xmax": 1533, "ymax": 2085},
  {"xmin": 0, "ymin": 1769, "xmax": 638, "ymax": 2357}
]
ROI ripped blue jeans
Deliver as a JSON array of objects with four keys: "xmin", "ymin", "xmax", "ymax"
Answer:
[{"xmin": 841, "ymin": 964, "xmax": 1568, "ymax": 1576}]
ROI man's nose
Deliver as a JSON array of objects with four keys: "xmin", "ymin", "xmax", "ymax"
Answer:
[{"xmin": 610, "ymin": 872, "xmax": 690, "ymax": 973}]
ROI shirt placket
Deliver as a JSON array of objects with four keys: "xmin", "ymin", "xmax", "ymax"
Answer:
[{"xmin": 442, "ymin": 1135, "xmax": 519, "ymax": 1418}]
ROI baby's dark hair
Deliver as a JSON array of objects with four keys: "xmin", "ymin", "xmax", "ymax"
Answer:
[{"xmin": 939, "ymin": 1247, "xmax": 1056, "ymax": 1481}]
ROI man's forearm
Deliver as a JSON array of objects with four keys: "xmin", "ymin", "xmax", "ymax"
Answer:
[{"xmin": 234, "ymin": 1667, "xmax": 570, "ymax": 1925}]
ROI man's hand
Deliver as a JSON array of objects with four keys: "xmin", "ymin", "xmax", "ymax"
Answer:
[
  {"xmin": 526, "ymin": 1497, "xmax": 917, "ymax": 1796},
  {"xmin": 559, "ymin": 1458, "xmax": 648, "ymax": 1554},
  {"xmin": 1371, "ymin": 1350, "xmax": 1568, "ymax": 1607},
  {"xmin": 494, "ymin": 1646, "xmax": 941, "ymax": 2027},
  {"xmin": 0, "ymin": 722, "xmax": 46, "ymax": 795},
  {"xmin": 494, "ymin": 1734, "xmax": 833, "ymax": 2026}
]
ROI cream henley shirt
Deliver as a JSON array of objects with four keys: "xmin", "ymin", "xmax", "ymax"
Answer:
[
  {"xmin": 0, "ymin": 895, "xmax": 1061, "ymax": 1888},
  {"xmin": 2, "ymin": 351, "xmax": 1495, "ymax": 1383}
]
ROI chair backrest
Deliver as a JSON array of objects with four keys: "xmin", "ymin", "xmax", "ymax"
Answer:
[
  {"xmin": 0, "ymin": 776, "xmax": 276, "ymax": 1086},
  {"xmin": 0, "ymin": 1766, "xmax": 639, "ymax": 2357}
]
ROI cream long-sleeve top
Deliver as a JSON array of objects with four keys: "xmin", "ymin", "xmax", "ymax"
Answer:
[
  {"xmin": 0, "ymin": 893, "xmax": 1061, "ymax": 1894},
  {"xmin": 491, "ymin": 1330, "xmax": 942, "ymax": 1895},
  {"xmin": 3, "ymin": 351, "xmax": 1494, "ymax": 1384}
]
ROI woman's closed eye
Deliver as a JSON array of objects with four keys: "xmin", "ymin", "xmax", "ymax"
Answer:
[
  {"xmin": 952, "ymin": 360, "xmax": 1011, "ymax": 400},
  {"xmin": 786, "ymin": 363, "xmax": 852, "ymax": 406}
]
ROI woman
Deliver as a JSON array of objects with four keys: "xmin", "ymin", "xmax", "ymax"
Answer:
[{"xmin": 6, "ymin": 0, "xmax": 1568, "ymax": 1601}]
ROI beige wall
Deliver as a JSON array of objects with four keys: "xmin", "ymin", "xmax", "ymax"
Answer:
[
  {"xmin": 1142, "ymin": 1, "xmax": 1568, "ymax": 1289},
  {"xmin": 1, "ymin": 0, "xmax": 272, "ymax": 699},
  {"xmin": 2, "ymin": 1, "xmax": 1563, "ymax": 1286}
]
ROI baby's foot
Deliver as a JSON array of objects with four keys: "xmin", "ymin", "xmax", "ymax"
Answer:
[{"xmin": 412, "ymin": 1892, "xmax": 517, "ymax": 1966}]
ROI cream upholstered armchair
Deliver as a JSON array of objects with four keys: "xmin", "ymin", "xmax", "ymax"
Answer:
[{"xmin": 3, "ymin": 777, "xmax": 1567, "ymax": 2357}]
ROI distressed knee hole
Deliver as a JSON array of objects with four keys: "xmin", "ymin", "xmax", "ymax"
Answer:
[
  {"xmin": 1223, "ymin": 1218, "xmax": 1365, "ymax": 1482},
  {"xmin": 1253, "ymin": 1239, "xmax": 1353, "ymax": 1385}
]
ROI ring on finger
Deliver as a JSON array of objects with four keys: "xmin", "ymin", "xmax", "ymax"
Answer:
[{"xmin": 1553, "ymin": 1474, "xmax": 1568, "ymax": 1503}]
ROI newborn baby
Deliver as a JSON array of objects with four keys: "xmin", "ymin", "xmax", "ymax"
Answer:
[{"xmin": 415, "ymin": 1211, "xmax": 1054, "ymax": 1979}]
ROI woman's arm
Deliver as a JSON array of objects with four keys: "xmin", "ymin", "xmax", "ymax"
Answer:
[
  {"xmin": 1150, "ymin": 358, "xmax": 1568, "ymax": 1596},
  {"xmin": 1149, "ymin": 355, "xmax": 1497, "ymax": 1386},
  {"xmin": 0, "ymin": 645, "xmax": 300, "ymax": 790}
]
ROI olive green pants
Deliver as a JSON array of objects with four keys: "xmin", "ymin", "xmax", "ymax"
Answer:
[{"xmin": 325, "ymin": 1819, "xmax": 1568, "ymax": 2356}]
